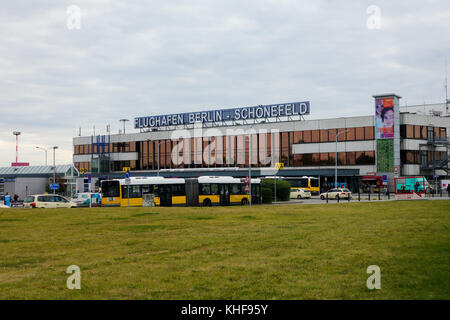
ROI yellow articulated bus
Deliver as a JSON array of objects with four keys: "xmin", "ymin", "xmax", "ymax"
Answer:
[
  {"xmin": 191, "ymin": 176, "xmax": 261, "ymax": 206},
  {"xmin": 101, "ymin": 176, "xmax": 186, "ymax": 207},
  {"xmin": 101, "ymin": 176, "xmax": 261, "ymax": 207},
  {"xmin": 284, "ymin": 176, "xmax": 320, "ymax": 195}
]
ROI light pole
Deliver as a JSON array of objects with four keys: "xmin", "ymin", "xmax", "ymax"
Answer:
[
  {"xmin": 335, "ymin": 130, "xmax": 348, "ymax": 188},
  {"xmin": 156, "ymin": 141, "xmax": 163, "ymax": 176},
  {"xmin": 35, "ymin": 146, "xmax": 49, "ymax": 166},
  {"xmin": 119, "ymin": 119, "xmax": 129, "ymax": 134},
  {"xmin": 245, "ymin": 126, "xmax": 254, "ymax": 205},
  {"xmin": 52, "ymin": 146, "xmax": 58, "ymax": 194}
]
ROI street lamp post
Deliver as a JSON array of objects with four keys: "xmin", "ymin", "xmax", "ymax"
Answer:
[
  {"xmin": 249, "ymin": 133, "xmax": 252, "ymax": 206},
  {"xmin": 245, "ymin": 126, "xmax": 254, "ymax": 206},
  {"xmin": 335, "ymin": 130, "xmax": 348, "ymax": 188},
  {"xmin": 156, "ymin": 141, "xmax": 163, "ymax": 176},
  {"xmin": 52, "ymin": 146, "xmax": 58, "ymax": 194},
  {"xmin": 35, "ymin": 146, "xmax": 49, "ymax": 166}
]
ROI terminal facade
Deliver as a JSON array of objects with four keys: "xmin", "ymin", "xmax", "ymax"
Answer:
[{"xmin": 72, "ymin": 95, "xmax": 450, "ymax": 192}]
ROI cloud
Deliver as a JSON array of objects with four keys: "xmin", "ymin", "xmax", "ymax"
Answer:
[{"xmin": 0, "ymin": 0, "xmax": 449, "ymax": 166}]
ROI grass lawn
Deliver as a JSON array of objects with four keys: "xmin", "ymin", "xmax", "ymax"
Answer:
[{"xmin": 0, "ymin": 200, "xmax": 449, "ymax": 299}]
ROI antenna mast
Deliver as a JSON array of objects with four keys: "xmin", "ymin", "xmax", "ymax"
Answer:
[{"xmin": 445, "ymin": 58, "xmax": 448, "ymax": 116}]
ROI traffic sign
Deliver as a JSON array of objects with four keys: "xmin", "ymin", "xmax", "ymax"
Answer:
[
  {"xmin": 50, "ymin": 183, "xmax": 59, "ymax": 190},
  {"xmin": 125, "ymin": 171, "xmax": 131, "ymax": 178},
  {"xmin": 87, "ymin": 174, "xmax": 92, "ymax": 183},
  {"xmin": 122, "ymin": 167, "xmax": 131, "ymax": 173},
  {"xmin": 275, "ymin": 163, "xmax": 284, "ymax": 170}
]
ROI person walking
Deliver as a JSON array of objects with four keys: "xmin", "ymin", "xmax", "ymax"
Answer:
[{"xmin": 447, "ymin": 184, "xmax": 450, "ymax": 198}]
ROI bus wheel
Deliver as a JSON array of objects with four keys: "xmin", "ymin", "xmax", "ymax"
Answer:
[
  {"xmin": 320, "ymin": 195, "xmax": 325, "ymax": 200},
  {"xmin": 297, "ymin": 195, "xmax": 302, "ymax": 199},
  {"xmin": 241, "ymin": 198, "xmax": 249, "ymax": 206},
  {"xmin": 203, "ymin": 199, "xmax": 211, "ymax": 207}
]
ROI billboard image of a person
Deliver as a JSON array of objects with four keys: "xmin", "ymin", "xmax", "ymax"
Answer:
[{"xmin": 375, "ymin": 98, "xmax": 394, "ymax": 139}]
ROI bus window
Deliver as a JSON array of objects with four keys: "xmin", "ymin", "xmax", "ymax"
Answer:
[
  {"xmin": 231, "ymin": 184, "xmax": 240, "ymax": 194},
  {"xmin": 210, "ymin": 184, "xmax": 219, "ymax": 195},
  {"xmin": 101, "ymin": 180, "xmax": 120, "ymax": 197},
  {"xmin": 310, "ymin": 179, "xmax": 319, "ymax": 188},
  {"xmin": 172, "ymin": 184, "xmax": 186, "ymax": 196},
  {"xmin": 200, "ymin": 184, "xmax": 211, "ymax": 195},
  {"xmin": 122, "ymin": 185, "xmax": 142, "ymax": 198},
  {"xmin": 141, "ymin": 185, "xmax": 154, "ymax": 194}
]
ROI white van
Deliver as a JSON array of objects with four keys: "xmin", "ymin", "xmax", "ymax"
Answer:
[{"xmin": 72, "ymin": 192, "xmax": 102, "ymax": 207}]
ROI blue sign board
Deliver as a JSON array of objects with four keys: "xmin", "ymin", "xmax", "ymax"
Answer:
[
  {"xmin": 382, "ymin": 175, "xmax": 388, "ymax": 182},
  {"xmin": 50, "ymin": 183, "xmax": 59, "ymax": 190},
  {"xmin": 125, "ymin": 171, "xmax": 131, "ymax": 178},
  {"xmin": 134, "ymin": 101, "xmax": 310, "ymax": 129},
  {"xmin": 87, "ymin": 174, "xmax": 92, "ymax": 183}
]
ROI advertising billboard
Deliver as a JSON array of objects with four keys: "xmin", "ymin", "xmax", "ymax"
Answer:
[
  {"xmin": 377, "ymin": 139, "xmax": 394, "ymax": 172},
  {"xmin": 375, "ymin": 97, "xmax": 394, "ymax": 139}
]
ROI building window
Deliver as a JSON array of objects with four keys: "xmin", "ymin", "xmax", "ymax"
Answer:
[
  {"xmin": 421, "ymin": 126, "xmax": 428, "ymax": 140},
  {"xmin": 303, "ymin": 130, "xmax": 311, "ymax": 143},
  {"xmin": 364, "ymin": 126, "xmax": 374, "ymax": 140},
  {"xmin": 320, "ymin": 130, "xmax": 328, "ymax": 143},
  {"xmin": 414, "ymin": 125, "xmax": 421, "ymax": 139},
  {"xmin": 346, "ymin": 152, "xmax": 356, "ymax": 165},
  {"xmin": 355, "ymin": 127, "xmax": 364, "ymax": 140},
  {"xmin": 311, "ymin": 130, "xmax": 320, "ymax": 143},
  {"xmin": 346, "ymin": 128, "xmax": 355, "ymax": 141},
  {"xmin": 406, "ymin": 124, "xmax": 414, "ymax": 139}
]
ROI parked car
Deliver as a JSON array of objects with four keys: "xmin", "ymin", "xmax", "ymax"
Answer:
[
  {"xmin": 290, "ymin": 188, "xmax": 312, "ymax": 199},
  {"xmin": 23, "ymin": 194, "xmax": 77, "ymax": 208},
  {"xmin": 72, "ymin": 192, "xmax": 102, "ymax": 207},
  {"xmin": 320, "ymin": 188, "xmax": 353, "ymax": 200}
]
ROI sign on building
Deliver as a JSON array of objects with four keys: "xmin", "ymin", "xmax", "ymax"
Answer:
[{"xmin": 134, "ymin": 101, "xmax": 310, "ymax": 129}]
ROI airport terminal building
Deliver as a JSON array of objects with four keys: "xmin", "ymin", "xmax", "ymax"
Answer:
[{"xmin": 73, "ymin": 94, "xmax": 450, "ymax": 192}]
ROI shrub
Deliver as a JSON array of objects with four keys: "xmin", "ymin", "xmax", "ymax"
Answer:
[
  {"xmin": 261, "ymin": 188, "xmax": 273, "ymax": 204},
  {"xmin": 261, "ymin": 179, "xmax": 291, "ymax": 201}
]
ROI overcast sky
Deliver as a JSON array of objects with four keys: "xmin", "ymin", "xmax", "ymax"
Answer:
[{"xmin": 0, "ymin": 0, "xmax": 449, "ymax": 167}]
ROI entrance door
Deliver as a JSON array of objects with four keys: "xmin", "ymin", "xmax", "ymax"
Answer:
[
  {"xmin": 159, "ymin": 185, "xmax": 172, "ymax": 207},
  {"xmin": 219, "ymin": 184, "xmax": 230, "ymax": 206}
]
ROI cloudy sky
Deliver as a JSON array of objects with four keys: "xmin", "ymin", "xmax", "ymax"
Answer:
[{"xmin": 0, "ymin": 0, "xmax": 449, "ymax": 167}]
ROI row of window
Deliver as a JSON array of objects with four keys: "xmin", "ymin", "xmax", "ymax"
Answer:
[
  {"xmin": 120, "ymin": 183, "xmax": 252, "ymax": 199},
  {"xmin": 292, "ymin": 151, "xmax": 375, "ymax": 166},
  {"xmin": 75, "ymin": 150, "xmax": 376, "ymax": 172},
  {"xmin": 401, "ymin": 150, "xmax": 448, "ymax": 164},
  {"xmin": 400, "ymin": 125, "xmax": 447, "ymax": 140},
  {"xmin": 74, "ymin": 142, "xmax": 137, "ymax": 155},
  {"xmin": 199, "ymin": 183, "xmax": 248, "ymax": 195},
  {"xmin": 74, "ymin": 127, "xmax": 375, "ymax": 156},
  {"xmin": 121, "ymin": 184, "xmax": 186, "ymax": 198}
]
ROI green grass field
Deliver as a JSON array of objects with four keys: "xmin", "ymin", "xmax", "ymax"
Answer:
[{"xmin": 0, "ymin": 201, "xmax": 449, "ymax": 299}]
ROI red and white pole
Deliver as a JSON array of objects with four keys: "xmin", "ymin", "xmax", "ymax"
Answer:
[
  {"xmin": 13, "ymin": 131, "xmax": 21, "ymax": 164},
  {"xmin": 16, "ymin": 134, "xmax": 18, "ymax": 163}
]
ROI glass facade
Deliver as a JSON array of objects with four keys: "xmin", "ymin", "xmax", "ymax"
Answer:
[
  {"xmin": 73, "ymin": 124, "xmax": 447, "ymax": 172},
  {"xmin": 74, "ymin": 126, "xmax": 380, "ymax": 171}
]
